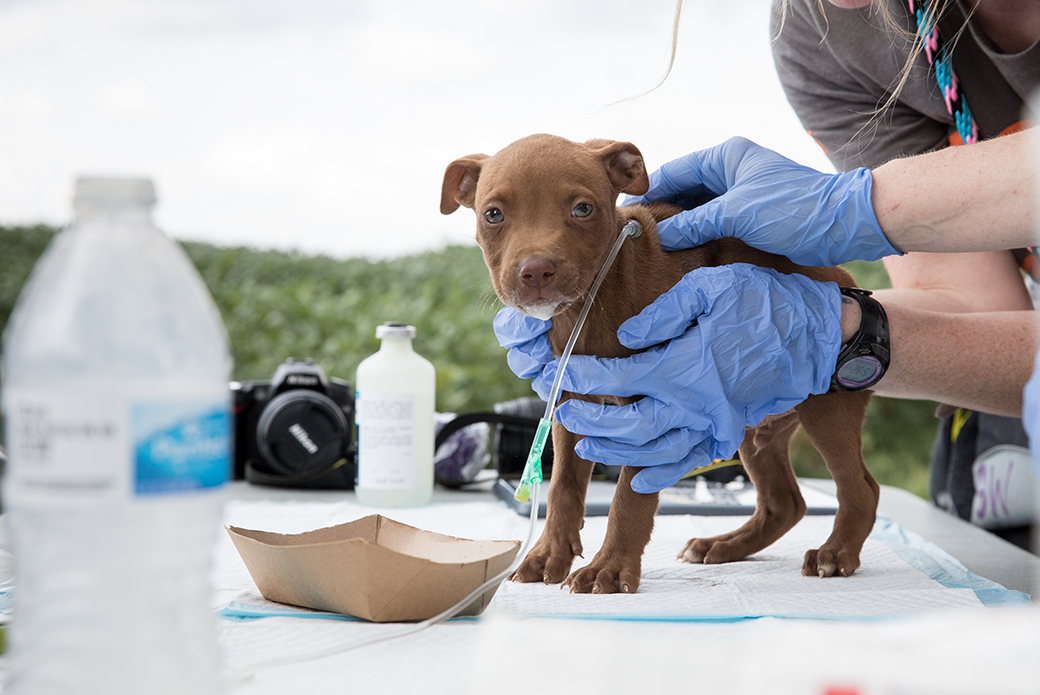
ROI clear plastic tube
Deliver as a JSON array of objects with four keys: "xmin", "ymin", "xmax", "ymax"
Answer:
[
  {"xmin": 514, "ymin": 218, "xmax": 642, "ymax": 502},
  {"xmin": 542, "ymin": 218, "xmax": 642, "ymax": 422},
  {"xmin": 231, "ymin": 219, "xmax": 642, "ymax": 680}
]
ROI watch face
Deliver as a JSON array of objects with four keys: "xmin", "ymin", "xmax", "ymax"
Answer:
[{"xmin": 836, "ymin": 356, "xmax": 882, "ymax": 388}]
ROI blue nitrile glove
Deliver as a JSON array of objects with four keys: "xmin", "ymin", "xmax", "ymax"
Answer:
[
  {"xmin": 541, "ymin": 264, "xmax": 844, "ymax": 493},
  {"xmin": 1023, "ymin": 349, "xmax": 1040, "ymax": 480},
  {"xmin": 493, "ymin": 307, "xmax": 553, "ymax": 401},
  {"xmin": 624, "ymin": 137, "xmax": 901, "ymax": 267}
]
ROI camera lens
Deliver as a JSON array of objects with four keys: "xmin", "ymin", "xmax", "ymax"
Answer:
[{"xmin": 255, "ymin": 390, "xmax": 350, "ymax": 477}]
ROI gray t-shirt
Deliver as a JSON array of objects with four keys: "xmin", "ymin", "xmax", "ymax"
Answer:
[{"xmin": 770, "ymin": 0, "xmax": 1040, "ymax": 172}]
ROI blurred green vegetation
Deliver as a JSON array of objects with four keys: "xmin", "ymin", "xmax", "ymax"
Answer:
[
  {"xmin": 0, "ymin": 225, "xmax": 528, "ymax": 416},
  {"xmin": 178, "ymin": 238, "xmax": 530, "ymax": 415},
  {"xmin": 0, "ymin": 226, "xmax": 936, "ymax": 497}
]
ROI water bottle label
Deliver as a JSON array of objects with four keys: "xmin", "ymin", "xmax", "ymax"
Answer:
[
  {"xmin": 356, "ymin": 391, "xmax": 416, "ymax": 489},
  {"xmin": 4, "ymin": 388, "xmax": 125, "ymax": 500},
  {"xmin": 133, "ymin": 401, "xmax": 230, "ymax": 495},
  {"xmin": 3, "ymin": 387, "xmax": 229, "ymax": 502}
]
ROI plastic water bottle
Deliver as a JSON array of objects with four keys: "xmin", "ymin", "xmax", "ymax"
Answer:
[
  {"xmin": 354, "ymin": 323, "xmax": 436, "ymax": 507},
  {"xmin": 1, "ymin": 177, "xmax": 230, "ymax": 694}
]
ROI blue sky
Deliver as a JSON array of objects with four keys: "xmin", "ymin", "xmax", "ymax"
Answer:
[{"xmin": 0, "ymin": 0, "xmax": 832, "ymax": 258}]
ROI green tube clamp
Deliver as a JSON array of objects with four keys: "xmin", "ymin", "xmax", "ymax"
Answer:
[{"xmin": 514, "ymin": 417, "xmax": 551, "ymax": 502}]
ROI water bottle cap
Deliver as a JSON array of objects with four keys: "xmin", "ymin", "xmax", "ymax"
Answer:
[
  {"xmin": 73, "ymin": 177, "xmax": 156, "ymax": 209},
  {"xmin": 376, "ymin": 322, "xmax": 416, "ymax": 339}
]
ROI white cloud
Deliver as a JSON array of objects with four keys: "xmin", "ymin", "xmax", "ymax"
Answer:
[
  {"xmin": 0, "ymin": 2, "xmax": 49, "ymax": 58},
  {"xmin": 98, "ymin": 78, "xmax": 160, "ymax": 118}
]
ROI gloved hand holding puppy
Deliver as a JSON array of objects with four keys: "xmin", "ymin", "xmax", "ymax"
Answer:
[{"xmin": 495, "ymin": 132, "xmax": 1040, "ymax": 492}]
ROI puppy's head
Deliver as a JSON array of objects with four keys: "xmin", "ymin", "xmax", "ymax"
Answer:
[{"xmin": 440, "ymin": 134, "xmax": 649, "ymax": 319}]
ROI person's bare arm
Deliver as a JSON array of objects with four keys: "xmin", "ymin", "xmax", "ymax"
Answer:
[
  {"xmin": 836, "ymin": 283, "xmax": 1037, "ymax": 417},
  {"xmin": 853, "ymin": 131, "xmax": 1040, "ymax": 415},
  {"xmin": 873, "ymin": 306, "xmax": 1038, "ymax": 416},
  {"xmin": 879, "ymin": 250, "xmax": 1032, "ymax": 313},
  {"xmin": 872, "ymin": 129, "xmax": 1039, "ymax": 253}
]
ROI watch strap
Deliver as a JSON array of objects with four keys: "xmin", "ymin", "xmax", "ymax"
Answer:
[{"xmin": 829, "ymin": 287, "xmax": 890, "ymax": 392}]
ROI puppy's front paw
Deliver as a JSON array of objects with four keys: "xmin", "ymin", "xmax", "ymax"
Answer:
[
  {"xmin": 511, "ymin": 535, "xmax": 583, "ymax": 584},
  {"xmin": 561, "ymin": 551, "xmax": 642, "ymax": 594},
  {"xmin": 802, "ymin": 546, "xmax": 860, "ymax": 578}
]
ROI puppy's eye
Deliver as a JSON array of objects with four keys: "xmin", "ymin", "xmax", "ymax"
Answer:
[
  {"xmin": 484, "ymin": 208, "xmax": 504, "ymax": 224},
  {"xmin": 572, "ymin": 203, "xmax": 593, "ymax": 218}
]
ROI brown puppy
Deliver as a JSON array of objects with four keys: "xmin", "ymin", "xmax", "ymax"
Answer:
[{"xmin": 440, "ymin": 134, "xmax": 878, "ymax": 594}]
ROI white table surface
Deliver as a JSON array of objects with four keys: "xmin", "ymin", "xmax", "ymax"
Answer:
[
  {"xmin": 226, "ymin": 478, "xmax": 1040, "ymax": 599},
  {"xmin": 218, "ymin": 478, "xmax": 1040, "ymax": 695}
]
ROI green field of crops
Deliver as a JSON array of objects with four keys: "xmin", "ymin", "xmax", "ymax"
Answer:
[{"xmin": 0, "ymin": 225, "xmax": 936, "ymax": 497}]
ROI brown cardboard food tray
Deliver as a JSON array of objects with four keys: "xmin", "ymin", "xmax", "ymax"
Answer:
[{"xmin": 227, "ymin": 514, "xmax": 521, "ymax": 623}]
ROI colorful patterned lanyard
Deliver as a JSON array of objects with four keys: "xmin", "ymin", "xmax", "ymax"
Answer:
[{"xmin": 908, "ymin": 0, "xmax": 979, "ymax": 144}]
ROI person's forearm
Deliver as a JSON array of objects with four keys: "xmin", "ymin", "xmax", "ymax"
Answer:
[
  {"xmin": 840, "ymin": 297, "xmax": 1039, "ymax": 416},
  {"xmin": 871, "ymin": 129, "xmax": 1039, "ymax": 253}
]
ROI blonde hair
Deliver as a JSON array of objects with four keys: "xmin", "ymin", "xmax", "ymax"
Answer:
[{"xmin": 606, "ymin": 0, "xmax": 686, "ymax": 106}]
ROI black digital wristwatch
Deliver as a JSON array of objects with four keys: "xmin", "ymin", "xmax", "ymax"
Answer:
[{"xmin": 829, "ymin": 287, "xmax": 890, "ymax": 392}]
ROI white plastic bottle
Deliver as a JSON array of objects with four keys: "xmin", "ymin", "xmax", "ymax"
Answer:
[
  {"xmin": 1, "ymin": 177, "xmax": 230, "ymax": 694},
  {"xmin": 354, "ymin": 323, "xmax": 436, "ymax": 507}
]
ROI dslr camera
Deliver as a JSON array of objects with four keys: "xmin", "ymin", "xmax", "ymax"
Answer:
[{"xmin": 231, "ymin": 358, "xmax": 355, "ymax": 489}]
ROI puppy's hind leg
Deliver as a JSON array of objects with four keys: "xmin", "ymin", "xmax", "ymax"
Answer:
[
  {"xmin": 679, "ymin": 417, "xmax": 806, "ymax": 564},
  {"xmin": 796, "ymin": 391, "xmax": 877, "ymax": 578}
]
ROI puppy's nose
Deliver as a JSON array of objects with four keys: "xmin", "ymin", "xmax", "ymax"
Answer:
[{"xmin": 519, "ymin": 258, "xmax": 557, "ymax": 289}]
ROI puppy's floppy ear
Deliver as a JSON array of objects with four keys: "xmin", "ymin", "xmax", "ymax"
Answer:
[
  {"xmin": 440, "ymin": 154, "xmax": 489, "ymax": 214},
  {"xmin": 591, "ymin": 140, "xmax": 649, "ymax": 197}
]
